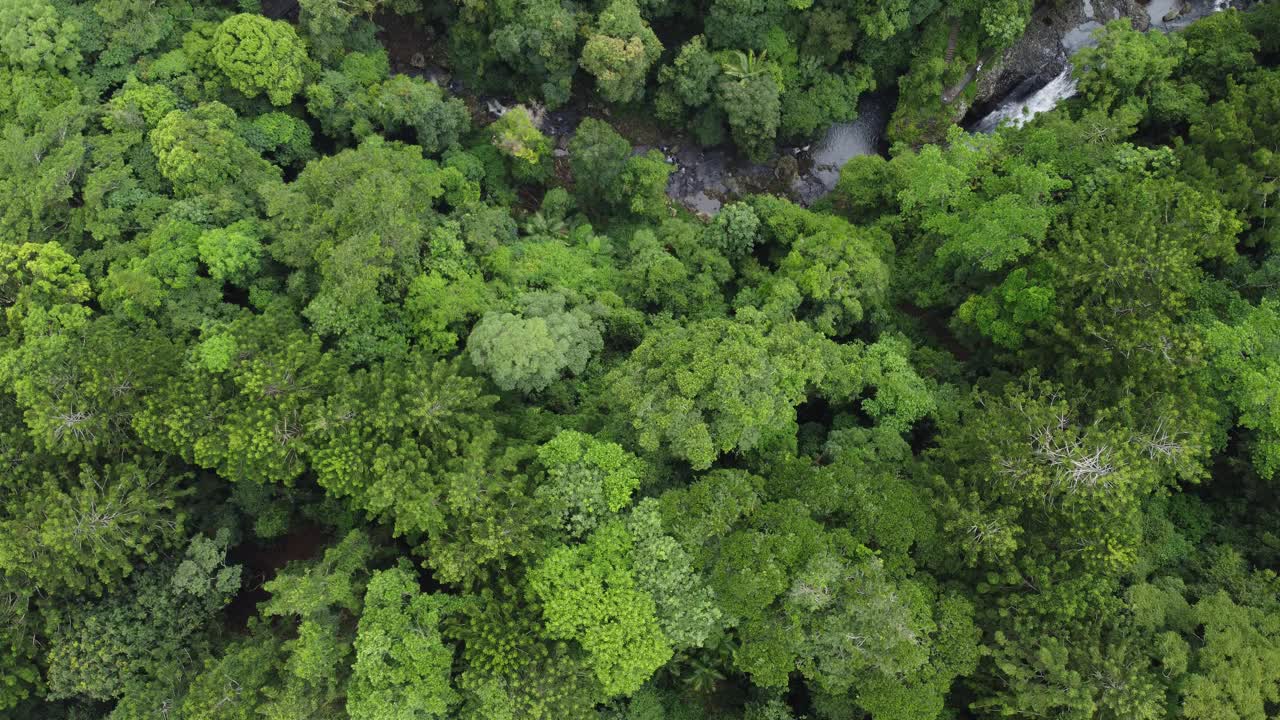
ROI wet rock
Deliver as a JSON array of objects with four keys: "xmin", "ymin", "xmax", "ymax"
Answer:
[
  {"xmin": 774, "ymin": 156, "xmax": 798, "ymax": 183},
  {"xmin": 966, "ymin": 0, "xmax": 1232, "ymax": 130},
  {"xmin": 968, "ymin": 0, "xmax": 1146, "ymax": 123}
]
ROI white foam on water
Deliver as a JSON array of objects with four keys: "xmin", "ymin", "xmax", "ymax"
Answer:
[
  {"xmin": 972, "ymin": 0, "xmax": 1229, "ymax": 133},
  {"xmin": 975, "ymin": 68, "xmax": 1078, "ymax": 133}
]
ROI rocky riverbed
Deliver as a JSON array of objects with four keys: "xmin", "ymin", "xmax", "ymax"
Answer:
[
  {"xmin": 966, "ymin": 0, "xmax": 1238, "ymax": 131},
  {"xmin": 474, "ymin": 93, "xmax": 891, "ymax": 216},
  {"xmin": 382, "ymin": 0, "xmax": 1238, "ymax": 215}
]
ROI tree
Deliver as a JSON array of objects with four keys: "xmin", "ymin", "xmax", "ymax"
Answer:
[
  {"xmin": 1074, "ymin": 21, "xmax": 1184, "ymax": 117},
  {"xmin": 618, "ymin": 150, "xmax": 673, "ymax": 221},
  {"xmin": 0, "ymin": 0, "xmax": 80, "ymax": 73},
  {"xmin": 241, "ymin": 111, "xmax": 316, "ymax": 167},
  {"xmin": 181, "ymin": 625, "xmax": 288, "ymax": 720},
  {"xmin": 450, "ymin": 582, "xmax": 601, "ymax": 719},
  {"xmin": 624, "ymin": 499, "xmax": 723, "ymax": 648},
  {"xmin": 297, "ymin": 0, "xmax": 385, "ymax": 60},
  {"xmin": 306, "ymin": 51, "xmax": 470, "ymax": 154},
  {"xmin": 705, "ymin": 202, "xmax": 761, "ymax": 258},
  {"xmin": 466, "ymin": 293, "xmax": 603, "ymax": 393},
  {"xmin": 150, "ymin": 103, "xmax": 280, "ymax": 201},
  {"xmin": 212, "ymin": 14, "xmax": 310, "ymax": 106},
  {"xmin": 1042, "ymin": 163, "xmax": 1237, "ymax": 383},
  {"xmin": 1180, "ymin": 589, "xmax": 1280, "ymax": 720},
  {"xmin": 569, "ymin": 117, "xmax": 631, "ymax": 211},
  {"xmin": 349, "ymin": 566, "xmax": 460, "ymax": 720},
  {"xmin": 747, "ymin": 195, "xmax": 891, "ymax": 336},
  {"xmin": 1179, "ymin": 68, "xmax": 1280, "ymax": 249},
  {"xmin": 655, "ymin": 36, "xmax": 724, "ymax": 144},
  {"xmin": 0, "ymin": 447, "xmax": 189, "ymax": 597},
  {"xmin": 529, "ymin": 519, "xmax": 674, "ymax": 698},
  {"xmin": 44, "ymin": 531, "xmax": 241, "ymax": 702},
  {"xmin": 306, "ymin": 355, "xmax": 490, "ymax": 532},
  {"xmin": 607, "ymin": 315, "xmax": 841, "ymax": 469},
  {"xmin": 133, "ymin": 305, "xmax": 338, "ymax": 485},
  {"xmin": 0, "ymin": 99, "xmax": 86, "ymax": 244},
  {"xmin": 261, "ymin": 137, "xmax": 473, "ymax": 361},
  {"xmin": 480, "ymin": 0, "xmax": 578, "ymax": 106},
  {"xmin": 623, "ymin": 221, "xmax": 732, "ymax": 318},
  {"xmin": 370, "ymin": 74, "xmax": 470, "ymax": 154},
  {"xmin": 490, "ymin": 106, "xmax": 552, "ymax": 183},
  {"xmin": 1179, "ymin": 10, "xmax": 1259, "ymax": 97},
  {"xmin": 258, "ymin": 530, "xmax": 373, "ymax": 718},
  {"xmin": 535, "ymin": 430, "xmax": 645, "ymax": 538},
  {"xmin": 718, "ymin": 70, "xmax": 782, "ymax": 162},
  {"xmin": 568, "ymin": 118, "xmax": 672, "ymax": 220},
  {"xmin": 581, "ymin": 0, "xmax": 664, "ymax": 104},
  {"xmin": 198, "ymin": 220, "xmax": 264, "ymax": 285},
  {"xmin": 1205, "ymin": 300, "xmax": 1280, "ymax": 480}
]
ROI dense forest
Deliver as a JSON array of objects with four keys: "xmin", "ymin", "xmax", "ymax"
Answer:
[{"xmin": 1, "ymin": 0, "xmax": 1279, "ymax": 717}]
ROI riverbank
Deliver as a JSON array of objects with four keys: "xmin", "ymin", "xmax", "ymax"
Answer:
[
  {"xmin": 372, "ymin": 0, "xmax": 1236, "ymax": 214},
  {"xmin": 965, "ymin": 0, "xmax": 1239, "ymax": 130}
]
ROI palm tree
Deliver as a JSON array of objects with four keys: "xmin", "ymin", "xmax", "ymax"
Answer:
[
  {"xmin": 521, "ymin": 210, "xmax": 568, "ymax": 238},
  {"xmin": 721, "ymin": 49, "xmax": 769, "ymax": 81}
]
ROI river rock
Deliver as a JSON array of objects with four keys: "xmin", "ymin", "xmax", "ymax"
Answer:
[{"xmin": 968, "ymin": 0, "xmax": 1147, "ymax": 123}]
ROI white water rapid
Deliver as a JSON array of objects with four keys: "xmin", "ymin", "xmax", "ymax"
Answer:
[
  {"xmin": 972, "ymin": 0, "xmax": 1231, "ymax": 132},
  {"xmin": 974, "ymin": 67, "xmax": 1078, "ymax": 133}
]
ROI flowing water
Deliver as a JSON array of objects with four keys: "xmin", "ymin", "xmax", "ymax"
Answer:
[
  {"xmin": 657, "ymin": 94, "xmax": 890, "ymax": 213},
  {"xmin": 972, "ymin": 0, "xmax": 1232, "ymax": 133},
  {"xmin": 803, "ymin": 94, "xmax": 890, "ymax": 191},
  {"xmin": 973, "ymin": 68, "xmax": 1079, "ymax": 133}
]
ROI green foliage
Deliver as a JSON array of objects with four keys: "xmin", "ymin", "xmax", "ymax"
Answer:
[
  {"xmin": 458, "ymin": 0, "xmax": 578, "ymax": 106},
  {"xmin": 620, "ymin": 150, "xmax": 674, "ymax": 221},
  {"xmin": 537, "ymin": 429, "xmax": 645, "ymax": 536},
  {"xmin": 306, "ymin": 51, "xmax": 470, "ymax": 154},
  {"xmin": 44, "ymin": 531, "xmax": 240, "ymax": 701},
  {"xmin": 747, "ymin": 195, "xmax": 891, "ymax": 335},
  {"xmin": 705, "ymin": 201, "xmax": 761, "ymax": 257},
  {"xmin": 257, "ymin": 530, "xmax": 373, "ymax": 715},
  {"xmin": 582, "ymin": 0, "xmax": 664, "ymax": 104},
  {"xmin": 181, "ymin": 627, "xmax": 286, "ymax": 720},
  {"xmin": 349, "ymin": 566, "xmax": 459, "ymax": 720},
  {"xmin": 212, "ymin": 14, "xmax": 310, "ymax": 106},
  {"xmin": 0, "ymin": 450, "xmax": 189, "ymax": 596},
  {"xmin": 1075, "ymin": 21, "xmax": 1184, "ymax": 116},
  {"xmin": 1205, "ymin": 301, "xmax": 1280, "ymax": 479},
  {"xmin": 625, "ymin": 499, "xmax": 723, "ymax": 647},
  {"xmin": 198, "ymin": 220, "xmax": 263, "ymax": 284},
  {"xmin": 608, "ymin": 315, "xmax": 848, "ymax": 469},
  {"xmin": 150, "ymin": 102, "xmax": 281, "ymax": 200},
  {"xmin": 530, "ymin": 519, "xmax": 674, "ymax": 697},
  {"xmin": 570, "ymin": 117, "xmax": 632, "ymax": 210},
  {"xmin": 242, "ymin": 111, "xmax": 316, "ymax": 167},
  {"xmin": 489, "ymin": 106, "xmax": 551, "ymax": 182},
  {"xmin": 569, "ymin": 118, "xmax": 672, "ymax": 220},
  {"xmin": 718, "ymin": 71, "xmax": 782, "ymax": 162},
  {"xmin": 305, "ymin": 355, "xmax": 493, "ymax": 537},
  {"xmin": 262, "ymin": 136, "xmax": 471, "ymax": 361},
  {"xmin": 467, "ymin": 293, "xmax": 604, "ymax": 393},
  {"xmin": 1, "ymin": 6, "xmax": 1278, "ymax": 720},
  {"xmin": 656, "ymin": 36, "xmax": 720, "ymax": 121},
  {"xmin": 0, "ymin": 97, "xmax": 86, "ymax": 244},
  {"xmin": 0, "ymin": 0, "xmax": 80, "ymax": 73}
]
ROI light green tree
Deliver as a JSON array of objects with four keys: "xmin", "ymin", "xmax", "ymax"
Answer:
[
  {"xmin": 0, "ymin": 0, "xmax": 80, "ymax": 73},
  {"xmin": 349, "ymin": 566, "xmax": 459, "ymax": 720},
  {"xmin": 581, "ymin": 0, "xmax": 663, "ymax": 104},
  {"xmin": 212, "ymin": 14, "xmax": 310, "ymax": 105},
  {"xmin": 467, "ymin": 293, "xmax": 603, "ymax": 393},
  {"xmin": 529, "ymin": 519, "xmax": 674, "ymax": 697}
]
